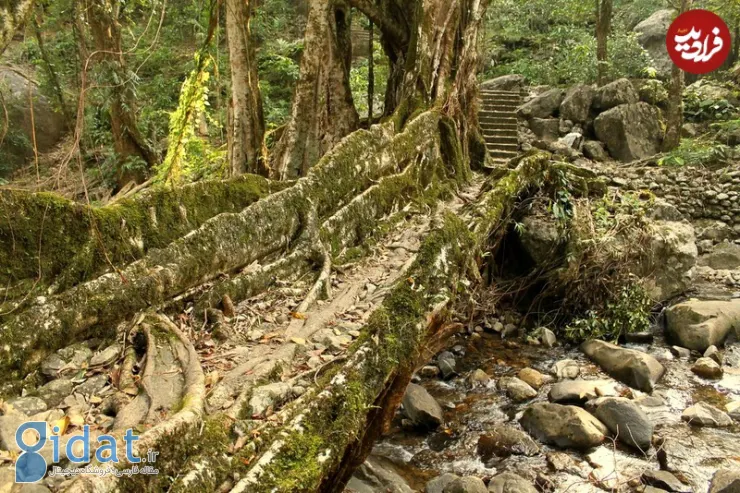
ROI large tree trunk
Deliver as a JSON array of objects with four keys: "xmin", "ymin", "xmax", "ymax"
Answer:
[
  {"xmin": 271, "ymin": 0, "xmax": 359, "ymax": 180},
  {"xmin": 596, "ymin": 0, "xmax": 613, "ymax": 86},
  {"xmin": 0, "ymin": 0, "xmax": 34, "ymax": 55},
  {"xmin": 663, "ymin": 0, "xmax": 692, "ymax": 152},
  {"xmin": 225, "ymin": 0, "xmax": 267, "ymax": 176},
  {"xmin": 86, "ymin": 0, "xmax": 158, "ymax": 187}
]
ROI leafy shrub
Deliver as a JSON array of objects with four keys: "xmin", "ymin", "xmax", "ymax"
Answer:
[{"xmin": 658, "ymin": 139, "xmax": 737, "ymax": 167}]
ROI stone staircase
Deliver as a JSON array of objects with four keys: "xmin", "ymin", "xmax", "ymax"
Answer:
[{"xmin": 479, "ymin": 90, "xmax": 521, "ymax": 163}]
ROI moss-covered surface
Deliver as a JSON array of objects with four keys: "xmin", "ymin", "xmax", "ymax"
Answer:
[{"xmin": 0, "ymin": 175, "xmax": 289, "ymax": 295}]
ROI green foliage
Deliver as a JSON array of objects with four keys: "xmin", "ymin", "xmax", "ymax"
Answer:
[
  {"xmin": 658, "ymin": 138, "xmax": 737, "ymax": 167},
  {"xmin": 350, "ymin": 40, "xmax": 389, "ymax": 118},
  {"xmin": 258, "ymin": 39, "xmax": 302, "ymax": 128}
]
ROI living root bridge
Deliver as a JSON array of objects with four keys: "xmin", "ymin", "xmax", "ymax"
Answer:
[
  {"xmin": 0, "ymin": 111, "xmax": 455, "ymax": 393},
  {"xmin": 73, "ymin": 151, "xmax": 549, "ymax": 493}
]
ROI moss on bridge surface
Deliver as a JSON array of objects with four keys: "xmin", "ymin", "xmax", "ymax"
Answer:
[{"xmin": 0, "ymin": 175, "xmax": 289, "ymax": 296}]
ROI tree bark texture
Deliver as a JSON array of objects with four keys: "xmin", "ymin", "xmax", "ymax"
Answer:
[
  {"xmin": 663, "ymin": 0, "xmax": 692, "ymax": 152},
  {"xmin": 596, "ymin": 0, "xmax": 613, "ymax": 86},
  {"xmin": 0, "ymin": 0, "xmax": 34, "ymax": 55}
]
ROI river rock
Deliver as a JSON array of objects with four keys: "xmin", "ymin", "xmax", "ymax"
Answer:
[
  {"xmin": 549, "ymin": 380, "xmax": 621, "ymax": 404},
  {"xmin": 488, "ymin": 472, "xmax": 538, "ymax": 493},
  {"xmin": 41, "ymin": 353, "xmax": 67, "ymax": 378},
  {"xmin": 681, "ymin": 402, "xmax": 733, "ymax": 427},
  {"xmin": 727, "ymin": 401, "xmax": 740, "ymax": 421},
  {"xmin": 633, "ymin": 10, "xmax": 675, "ymax": 78},
  {"xmin": 541, "ymin": 328, "xmax": 557, "ymax": 348},
  {"xmin": 443, "ymin": 476, "xmax": 487, "ymax": 493},
  {"xmin": 581, "ymin": 340, "xmax": 665, "ymax": 392},
  {"xmin": 594, "ymin": 102, "xmax": 662, "ymax": 162},
  {"xmin": 518, "ymin": 368, "xmax": 552, "ymax": 389},
  {"xmin": 346, "ymin": 455, "xmax": 414, "ymax": 493},
  {"xmin": 402, "ymin": 383, "xmax": 444, "ymax": 430},
  {"xmin": 529, "ymin": 118, "xmax": 560, "ymax": 142},
  {"xmin": 90, "ymin": 343, "xmax": 121, "ymax": 367},
  {"xmin": 498, "ymin": 377, "xmax": 537, "ymax": 402},
  {"xmin": 520, "ymin": 402, "xmax": 608, "ymax": 450},
  {"xmin": 518, "ymin": 215, "xmax": 561, "ymax": 266},
  {"xmin": 438, "ymin": 351, "xmax": 457, "ymax": 379},
  {"xmin": 477, "ymin": 425, "xmax": 540, "ymax": 460},
  {"xmin": 705, "ymin": 345, "xmax": 722, "ymax": 365},
  {"xmin": 560, "ymin": 85, "xmax": 595, "ymax": 123},
  {"xmin": 427, "ymin": 473, "xmax": 460, "ymax": 493},
  {"xmin": 552, "ymin": 359, "xmax": 580, "ymax": 380},
  {"xmin": 699, "ymin": 243, "xmax": 740, "ymax": 270},
  {"xmin": 518, "ymin": 88, "xmax": 565, "ymax": 119},
  {"xmin": 6, "ymin": 397, "xmax": 48, "ymax": 416},
  {"xmin": 583, "ymin": 140, "xmax": 608, "ymax": 162},
  {"xmin": 709, "ymin": 468, "xmax": 740, "ymax": 493},
  {"xmin": 642, "ymin": 470, "xmax": 691, "ymax": 492},
  {"xmin": 665, "ymin": 299, "xmax": 740, "ymax": 352},
  {"xmin": 692, "ymin": 357, "xmax": 724, "ymax": 379},
  {"xmin": 640, "ymin": 220, "xmax": 697, "ymax": 301},
  {"xmin": 593, "ymin": 397, "xmax": 654, "ymax": 450},
  {"xmin": 593, "ymin": 78, "xmax": 639, "ymax": 111},
  {"xmin": 37, "ymin": 378, "xmax": 74, "ymax": 408},
  {"xmin": 469, "ymin": 369, "xmax": 491, "ymax": 387}
]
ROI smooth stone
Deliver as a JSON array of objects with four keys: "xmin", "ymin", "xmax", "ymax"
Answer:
[
  {"xmin": 581, "ymin": 340, "xmax": 665, "ymax": 392},
  {"xmin": 477, "ymin": 425, "xmax": 540, "ymax": 460},
  {"xmin": 347, "ymin": 455, "xmax": 414, "ymax": 493},
  {"xmin": 74, "ymin": 374, "xmax": 110, "ymax": 396},
  {"xmin": 443, "ymin": 476, "xmax": 487, "ymax": 493},
  {"xmin": 548, "ymin": 380, "xmax": 621, "ymax": 404},
  {"xmin": 709, "ymin": 468, "xmax": 740, "ymax": 493},
  {"xmin": 469, "ymin": 369, "xmax": 491, "ymax": 387},
  {"xmin": 520, "ymin": 402, "xmax": 608, "ymax": 450},
  {"xmin": 541, "ymin": 328, "xmax": 557, "ymax": 348},
  {"xmin": 692, "ymin": 357, "xmax": 723, "ymax": 379},
  {"xmin": 487, "ymin": 472, "xmax": 538, "ymax": 493},
  {"xmin": 89, "ymin": 343, "xmax": 121, "ymax": 367},
  {"xmin": 402, "ymin": 383, "xmax": 444, "ymax": 430},
  {"xmin": 551, "ymin": 359, "xmax": 580, "ymax": 380},
  {"xmin": 704, "ymin": 345, "xmax": 722, "ymax": 365},
  {"xmin": 518, "ymin": 368, "xmax": 552, "ymax": 389},
  {"xmin": 681, "ymin": 402, "xmax": 733, "ymax": 427},
  {"xmin": 593, "ymin": 397, "xmax": 653, "ymax": 450},
  {"xmin": 426, "ymin": 473, "xmax": 460, "ymax": 493},
  {"xmin": 40, "ymin": 353, "xmax": 66, "ymax": 378},
  {"xmin": 670, "ymin": 346, "xmax": 691, "ymax": 358},
  {"xmin": 642, "ymin": 470, "xmax": 691, "ymax": 492},
  {"xmin": 438, "ymin": 351, "xmax": 457, "ymax": 379},
  {"xmin": 498, "ymin": 377, "xmax": 537, "ymax": 402},
  {"xmin": 6, "ymin": 397, "xmax": 48, "ymax": 416},
  {"xmin": 727, "ymin": 401, "xmax": 740, "ymax": 421},
  {"xmin": 36, "ymin": 378, "xmax": 74, "ymax": 408},
  {"xmin": 665, "ymin": 299, "xmax": 740, "ymax": 352}
]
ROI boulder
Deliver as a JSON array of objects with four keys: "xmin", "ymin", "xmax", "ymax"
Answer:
[
  {"xmin": 594, "ymin": 103, "xmax": 663, "ymax": 162},
  {"xmin": 0, "ymin": 68, "xmax": 67, "ymax": 176},
  {"xmin": 593, "ymin": 79, "xmax": 640, "ymax": 111},
  {"xmin": 686, "ymin": 80, "xmax": 740, "ymax": 107},
  {"xmin": 498, "ymin": 377, "xmax": 537, "ymax": 402},
  {"xmin": 443, "ymin": 477, "xmax": 487, "ymax": 493},
  {"xmin": 529, "ymin": 118, "xmax": 560, "ymax": 142},
  {"xmin": 559, "ymin": 132, "xmax": 583, "ymax": 150},
  {"xmin": 699, "ymin": 243, "xmax": 740, "ymax": 270},
  {"xmin": 518, "ymin": 88, "xmax": 565, "ymax": 119},
  {"xmin": 694, "ymin": 220, "xmax": 733, "ymax": 243},
  {"xmin": 581, "ymin": 340, "xmax": 665, "ymax": 392},
  {"xmin": 427, "ymin": 474, "xmax": 460, "ymax": 493},
  {"xmin": 709, "ymin": 468, "xmax": 740, "ymax": 493},
  {"xmin": 520, "ymin": 402, "xmax": 608, "ymax": 450},
  {"xmin": 560, "ymin": 85, "xmax": 596, "ymax": 123},
  {"xmin": 402, "ymin": 383, "xmax": 444, "ymax": 430},
  {"xmin": 548, "ymin": 380, "xmax": 621, "ymax": 405},
  {"xmin": 593, "ymin": 397, "xmax": 654, "ymax": 450},
  {"xmin": 541, "ymin": 328, "xmax": 557, "ymax": 348},
  {"xmin": 346, "ymin": 456, "xmax": 414, "ymax": 493},
  {"xmin": 665, "ymin": 299, "xmax": 740, "ymax": 352},
  {"xmin": 583, "ymin": 140, "xmax": 608, "ymax": 162},
  {"xmin": 633, "ymin": 10, "xmax": 676, "ymax": 78},
  {"xmin": 681, "ymin": 402, "xmax": 733, "ymax": 427},
  {"xmin": 477, "ymin": 425, "xmax": 540, "ymax": 460},
  {"xmin": 437, "ymin": 351, "xmax": 457, "ymax": 379},
  {"xmin": 518, "ymin": 215, "xmax": 561, "ymax": 266},
  {"xmin": 692, "ymin": 357, "xmax": 723, "ymax": 379},
  {"xmin": 640, "ymin": 220, "xmax": 698, "ymax": 301},
  {"xmin": 551, "ymin": 359, "xmax": 580, "ymax": 380},
  {"xmin": 488, "ymin": 472, "xmax": 538, "ymax": 493},
  {"xmin": 481, "ymin": 75, "xmax": 525, "ymax": 92}
]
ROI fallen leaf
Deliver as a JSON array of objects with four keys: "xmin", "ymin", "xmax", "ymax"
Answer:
[
  {"xmin": 291, "ymin": 312, "xmax": 308, "ymax": 320},
  {"xmin": 52, "ymin": 416, "xmax": 70, "ymax": 435}
]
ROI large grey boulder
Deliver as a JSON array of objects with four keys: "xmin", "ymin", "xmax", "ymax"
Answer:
[
  {"xmin": 593, "ymin": 78, "xmax": 640, "ymax": 111},
  {"xmin": 402, "ymin": 383, "xmax": 444, "ymax": 430},
  {"xmin": 709, "ymin": 468, "xmax": 740, "ymax": 493},
  {"xmin": 640, "ymin": 220, "xmax": 697, "ymax": 301},
  {"xmin": 560, "ymin": 85, "xmax": 596, "ymax": 123},
  {"xmin": 548, "ymin": 380, "xmax": 621, "ymax": 405},
  {"xmin": 581, "ymin": 340, "xmax": 665, "ymax": 392},
  {"xmin": 477, "ymin": 425, "xmax": 540, "ymax": 460},
  {"xmin": 699, "ymin": 243, "xmax": 740, "ymax": 270},
  {"xmin": 594, "ymin": 102, "xmax": 663, "ymax": 162},
  {"xmin": 518, "ymin": 88, "xmax": 565, "ymax": 119},
  {"xmin": 0, "ymin": 68, "xmax": 67, "ymax": 175},
  {"xmin": 634, "ymin": 10, "xmax": 675, "ymax": 79},
  {"xmin": 520, "ymin": 402, "xmax": 608, "ymax": 450},
  {"xmin": 482, "ymin": 75, "xmax": 525, "ymax": 92},
  {"xmin": 346, "ymin": 456, "xmax": 414, "ymax": 493},
  {"xmin": 487, "ymin": 472, "xmax": 538, "ymax": 493},
  {"xmin": 592, "ymin": 397, "xmax": 654, "ymax": 450},
  {"xmin": 529, "ymin": 118, "xmax": 560, "ymax": 142},
  {"xmin": 518, "ymin": 215, "xmax": 561, "ymax": 266},
  {"xmin": 665, "ymin": 299, "xmax": 740, "ymax": 352}
]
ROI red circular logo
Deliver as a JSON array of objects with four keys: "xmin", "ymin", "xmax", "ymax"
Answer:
[{"xmin": 666, "ymin": 9, "xmax": 731, "ymax": 74}]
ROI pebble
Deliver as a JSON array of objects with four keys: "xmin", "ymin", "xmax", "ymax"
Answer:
[
  {"xmin": 518, "ymin": 368, "xmax": 552, "ymax": 389},
  {"xmin": 498, "ymin": 376, "xmax": 538, "ymax": 402},
  {"xmin": 670, "ymin": 346, "xmax": 691, "ymax": 358}
]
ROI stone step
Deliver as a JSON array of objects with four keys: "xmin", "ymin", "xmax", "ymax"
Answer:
[
  {"xmin": 480, "ymin": 90, "xmax": 522, "ymax": 97},
  {"xmin": 488, "ymin": 149, "xmax": 519, "ymax": 159},
  {"xmin": 481, "ymin": 125, "xmax": 518, "ymax": 133},
  {"xmin": 485, "ymin": 136, "xmax": 519, "ymax": 145},
  {"xmin": 481, "ymin": 106, "xmax": 519, "ymax": 113},
  {"xmin": 485, "ymin": 143, "xmax": 518, "ymax": 152},
  {"xmin": 479, "ymin": 110, "xmax": 515, "ymax": 119},
  {"xmin": 479, "ymin": 116, "xmax": 517, "ymax": 124},
  {"xmin": 480, "ymin": 95, "xmax": 520, "ymax": 102},
  {"xmin": 480, "ymin": 98, "xmax": 521, "ymax": 105}
]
